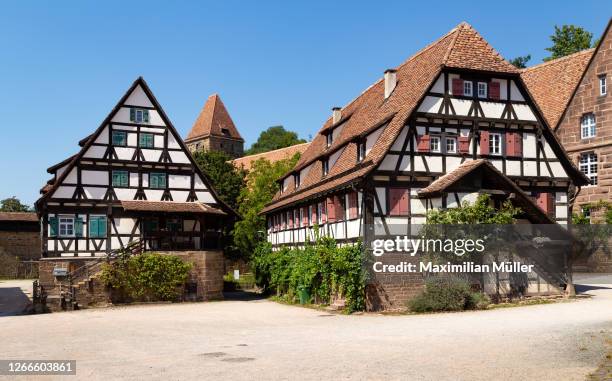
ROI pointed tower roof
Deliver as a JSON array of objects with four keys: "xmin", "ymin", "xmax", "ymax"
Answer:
[
  {"xmin": 443, "ymin": 22, "xmax": 519, "ymax": 74},
  {"xmin": 185, "ymin": 94, "xmax": 243, "ymax": 142}
]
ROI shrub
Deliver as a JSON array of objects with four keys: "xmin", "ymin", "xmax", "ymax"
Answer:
[
  {"xmin": 101, "ymin": 253, "xmax": 192, "ymax": 302},
  {"xmin": 251, "ymin": 235, "xmax": 366, "ymax": 313},
  {"xmin": 409, "ymin": 277, "xmax": 490, "ymax": 312}
]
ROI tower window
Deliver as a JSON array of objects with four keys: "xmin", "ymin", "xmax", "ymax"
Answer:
[
  {"xmin": 581, "ymin": 114, "xmax": 596, "ymax": 139},
  {"xmin": 579, "ymin": 152, "xmax": 598, "ymax": 185},
  {"xmin": 599, "ymin": 75, "xmax": 607, "ymax": 96}
]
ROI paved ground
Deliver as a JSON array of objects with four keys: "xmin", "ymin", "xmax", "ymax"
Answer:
[
  {"xmin": 0, "ymin": 279, "xmax": 33, "ymax": 317},
  {"xmin": 0, "ymin": 277, "xmax": 610, "ymax": 381}
]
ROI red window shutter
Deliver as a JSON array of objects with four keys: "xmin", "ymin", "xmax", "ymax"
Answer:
[
  {"xmin": 458, "ymin": 136, "xmax": 470, "ymax": 154},
  {"xmin": 334, "ymin": 195, "xmax": 344, "ymax": 221},
  {"xmin": 327, "ymin": 197, "xmax": 336, "ymax": 222},
  {"xmin": 417, "ymin": 134, "xmax": 431, "ymax": 152},
  {"xmin": 506, "ymin": 132, "xmax": 515, "ymax": 156},
  {"xmin": 302, "ymin": 207, "xmax": 308, "ymax": 226},
  {"xmin": 281, "ymin": 214, "xmax": 286, "ymax": 230},
  {"xmin": 515, "ymin": 132, "xmax": 522, "ymax": 157},
  {"xmin": 348, "ymin": 192, "xmax": 358, "ymax": 219},
  {"xmin": 480, "ymin": 131, "xmax": 490, "ymax": 155},
  {"xmin": 311, "ymin": 205, "xmax": 317, "ymax": 226},
  {"xmin": 536, "ymin": 193, "xmax": 555, "ymax": 217},
  {"xmin": 489, "ymin": 82, "xmax": 500, "ymax": 100},
  {"xmin": 452, "ymin": 78, "xmax": 464, "ymax": 95},
  {"xmin": 287, "ymin": 212, "xmax": 293, "ymax": 228},
  {"xmin": 389, "ymin": 188, "xmax": 409, "ymax": 216},
  {"xmin": 320, "ymin": 202, "xmax": 327, "ymax": 224}
]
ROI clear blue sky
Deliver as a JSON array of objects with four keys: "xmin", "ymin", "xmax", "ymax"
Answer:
[{"xmin": 0, "ymin": 1, "xmax": 609, "ymax": 206}]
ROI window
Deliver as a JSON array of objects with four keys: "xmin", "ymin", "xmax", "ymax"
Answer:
[
  {"xmin": 430, "ymin": 136, "xmax": 440, "ymax": 153},
  {"xmin": 166, "ymin": 218, "xmax": 182, "ymax": 232},
  {"xmin": 477, "ymin": 82, "xmax": 487, "ymax": 98},
  {"xmin": 221, "ymin": 128, "xmax": 230, "ymax": 136},
  {"xmin": 326, "ymin": 132, "xmax": 333, "ymax": 147},
  {"xmin": 581, "ymin": 114, "xmax": 596, "ymax": 139},
  {"xmin": 322, "ymin": 159, "xmax": 329, "ymax": 176},
  {"xmin": 59, "ymin": 217, "xmax": 75, "ymax": 237},
  {"xmin": 130, "ymin": 108, "xmax": 149, "ymax": 124},
  {"xmin": 294, "ymin": 173, "xmax": 300, "ymax": 188},
  {"xmin": 112, "ymin": 170, "xmax": 129, "ymax": 187},
  {"xmin": 139, "ymin": 133, "xmax": 154, "ymax": 148},
  {"xmin": 357, "ymin": 141, "xmax": 366, "ymax": 162},
  {"xmin": 89, "ymin": 216, "xmax": 107, "ymax": 238},
  {"xmin": 579, "ymin": 152, "xmax": 598, "ymax": 185},
  {"xmin": 489, "ymin": 133, "xmax": 502, "ymax": 155},
  {"xmin": 150, "ymin": 173, "xmax": 167, "ymax": 189},
  {"xmin": 463, "ymin": 81, "xmax": 473, "ymax": 97},
  {"xmin": 599, "ymin": 75, "xmax": 607, "ymax": 96},
  {"xmin": 143, "ymin": 218, "xmax": 159, "ymax": 232},
  {"xmin": 446, "ymin": 137, "xmax": 457, "ymax": 153},
  {"xmin": 112, "ymin": 131, "xmax": 127, "ymax": 146}
]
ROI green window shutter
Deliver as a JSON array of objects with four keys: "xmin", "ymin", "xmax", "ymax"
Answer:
[
  {"xmin": 112, "ymin": 171, "xmax": 128, "ymax": 187},
  {"xmin": 49, "ymin": 217, "xmax": 58, "ymax": 237},
  {"xmin": 89, "ymin": 217, "xmax": 98, "ymax": 238},
  {"xmin": 130, "ymin": 108, "xmax": 135, "ymax": 122},
  {"xmin": 160, "ymin": 174, "xmax": 166, "ymax": 188},
  {"xmin": 150, "ymin": 174, "xmax": 158, "ymax": 188},
  {"xmin": 139, "ymin": 134, "xmax": 144, "ymax": 147},
  {"xmin": 98, "ymin": 217, "xmax": 107, "ymax": 238},
  {"xmin": 147, "ymin": 134, "xmax": 153, "ymax": 147},
  {"xmin": 143, "ymin": 110, "xmax": 150, "ymax": 123},
  {"xmin": 121, "ymin": 172, "xmax": 128, "ymax": 187},
  {"xmin": 75, "ymin": 217, "xmax": 84, "ymax": 237}
]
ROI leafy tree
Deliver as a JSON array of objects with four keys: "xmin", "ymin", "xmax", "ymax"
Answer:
[
  {"xmin": 544, "ymin": 25, "xmax": 593, "ymax": 61},
  {"xmin": 509, "ymin": 54, "xmax": 531, "ymax": 69},
  {"xmin": 193, "ymin": 150, "xmax": 246, "ymax": 210},
  {"xmin": 0, "ymin": 197, "xmax": 31, "ymax": 212},
  {"xmin": 232, "ymin": 153, "xmax": 300, "ymax": 257},
  {"xmin": 245, "ymin": 126, "xmax": 306, "ymax": 155}
]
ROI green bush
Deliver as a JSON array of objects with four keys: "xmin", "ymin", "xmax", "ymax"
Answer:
[
  {"xmin": 409, "ymin": 277, "xmax": 490, "ymax": 312},
  {"xmin": 101, "ymin": 253, "xmax": 192, "ymax": 302},
  {"xmin": 251, "ymin": 234, "xmax": 366, "ymax": 313}
]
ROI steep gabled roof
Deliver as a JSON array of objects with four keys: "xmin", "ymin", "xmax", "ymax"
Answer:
[
  {"xmin": 35, "ymin": 77, "xmax": 237, "ymax": 218},
  {"xmin": 232, "ymin": 143, "xmax": 310, "ymax": 171},
  {"xmin": 521, "ymin": 49, "xmax": 594, "ymax": 129},
  {"xmin": 185, "ymin": 94, "xmax": 243, "ymax": 142},
  {"xmin": 262, "ymin": 22, "xmax": 588, "ymax": 214}
]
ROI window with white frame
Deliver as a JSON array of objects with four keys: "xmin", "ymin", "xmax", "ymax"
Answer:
[
  {"xmin": 446, "ymin": 137, "xmax": 457, "ymax": 153},
  {"xmin": 599, "ymin": 75, "xmax": 607, "ymax": 96},
  {"xmin": 430, "ymin": 136, "xmax": 440, "ymax": 152},
  {"xmin": 489, "ymin": 133, "xmax": 502, "ymax": 155},
  {"xmin": 477, "ymin": 82, "xmax": 487, "ymax": 98},
  {"xmin": 59, "ymin": 216, "xmax": 75, "ymax": 237},
  {"xmin": 463, "ymin": 81, "xmax": 473, "ymax": 97},
  {"xmin": 579, "ymin": 152, "xmax": 598, "ymax": 185},
  {"xmin": 581, "ymin": 114, "xmax": 596, "ymax": 139}
]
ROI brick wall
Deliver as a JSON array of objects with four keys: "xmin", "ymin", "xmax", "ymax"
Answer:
[
  {"xmin": 556, "ymin": 27, "xmax": 612, "ymax": 212},
  {"xmin": 0, "ymin": 231, "xmax": 40, "ymax": 261}
]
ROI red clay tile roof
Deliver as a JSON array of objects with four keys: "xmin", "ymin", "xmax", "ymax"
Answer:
[
  {"xmin": 0, "ymin": 212, "xmax": 38, "ymax": 222},
  {"xmin": 120, "ymin": 200, "xmax": 226, "ymax": 215},
  {"xmin": 231, "ymin": 143, "xmax": 310, "ymax": 171},
  {"xmin": 185, "ymin": 94, "xmax": 243, "ymax": 142},
  {"xmin": 418, "ymin": 159, "xmax": 487, "ymax": 196},
  {"xmin": 521, "ymin": 49, "xmax": 594, "ymax": 129},
  {"xmin": 263, "ymin": 22, "xmax": 518, "ymax": 214}
]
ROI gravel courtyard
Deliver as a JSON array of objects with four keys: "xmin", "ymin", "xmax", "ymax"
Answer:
[{"xmin": 1, "ymin": 278, "xmax": 611, "ymax": 381}]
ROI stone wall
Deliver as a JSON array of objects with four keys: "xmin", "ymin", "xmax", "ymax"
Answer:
[
  {"xmin": 0, "ymin": 231, "xmax": 40, "ymax": 261},
  {"xmin": 159, "ymin": 251, "xmax": 225, "ymax": 301}
]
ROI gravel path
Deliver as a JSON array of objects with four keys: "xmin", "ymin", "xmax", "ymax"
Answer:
[{"xmin": 0, "ymin": 278, "xmax": 610, "ymax": 381}]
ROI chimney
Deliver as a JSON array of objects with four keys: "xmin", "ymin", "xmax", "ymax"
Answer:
[
  {"xmin": 384, "ymin": 69, "xmax": 397, "ymax": 99},
  {"xmin": 332, "ymin": 107, "xmax": 342, "ymax": 124}
]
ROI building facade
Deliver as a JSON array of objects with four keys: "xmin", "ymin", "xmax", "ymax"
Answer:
[
  {"xmin": 261, "ymin": 23, "xmax": 589, "ymax": 309},
  {"xmin": 185, "ymin": 94, "xmax": 244, "ymax": 158},
  {"xmin": 36, "ymin": 77, "xmax": 235, "ymax": 258}
]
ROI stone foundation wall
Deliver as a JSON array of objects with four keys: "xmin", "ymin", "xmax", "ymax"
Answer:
[{"xmin": 159, "ymin": 251, "xmax": 225, "ymax": 301}]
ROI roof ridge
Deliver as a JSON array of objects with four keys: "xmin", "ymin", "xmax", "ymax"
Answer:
[
  {"xmin": 521, "ymin": 48, "xmax": 595, "ymax": 72},
  {"xmin": 237, "ymin": 142, "xmax": 310, "ymax": 160}
]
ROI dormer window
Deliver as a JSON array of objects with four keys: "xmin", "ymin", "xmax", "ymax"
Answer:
[
  {"xmin": 463, "ymin": 81, "xmax": 473, "ymax": 97},
  {"xmin": 294, "ymin": 173, "xmax": 301, "ymax": 188},
  {"xmin": 357, "ymin": 141, "xmax": 366, "ymax": 162},
  {"xmin": 130, "ymin": 108, "xmax": 150, "ymax": 124},
  {"xmin": 326, "ymin": 132, "xmax": 333, "ymax": 148},
  {"xmin": 581, "ymin": 114, "xmax": 596, "ymax": 139},
  {"xmin": 322, "ymin": 158, "xmax": 329, "ymax": 176},
  {"xmin": 221, "ymin": 128, "xmax": 230, "ymax": 136},
  {"xmin": 477, "ymin": 82, "xmax": 487, "ymax": 98}
]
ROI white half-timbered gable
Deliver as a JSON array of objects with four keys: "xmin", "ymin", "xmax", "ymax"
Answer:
[
  {"xmin": 262, "ymin": 22, "xmax": 589, "ymax": 249},
  {"xmin": 37, "ymin": 77, "xmax": 234, "ymax": 257}
]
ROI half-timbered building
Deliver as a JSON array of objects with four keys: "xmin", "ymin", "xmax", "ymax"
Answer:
[
  {"xmin": 261, "ymin": 23, "xmax": 590, "ymax": 308},
  {"xmin": 36, "ymin": 77, "xmax": 236, "ymax": 258}
]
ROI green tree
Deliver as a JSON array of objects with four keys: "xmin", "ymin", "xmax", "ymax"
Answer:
[
  {"xmin": 509, "ymin": 54, "xmax": 531, "ymax": 69},
  {"xmin": 0, "ymin": 197, "xmax": 31, "ymax": 212},
  {"xmin": 192, "ymin": 150, "xmax": 246, "ymax": 210},
  {"xmin": 245, "ymin": 126, "xmax": 306, "ymax": 155},
  {"xmin": 544, "ymin": 25, "xmax": 593, "ymax": 61},
  {"xmin": 233, "ymin": 153, "xmax": 300, "ymax": 257}
]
